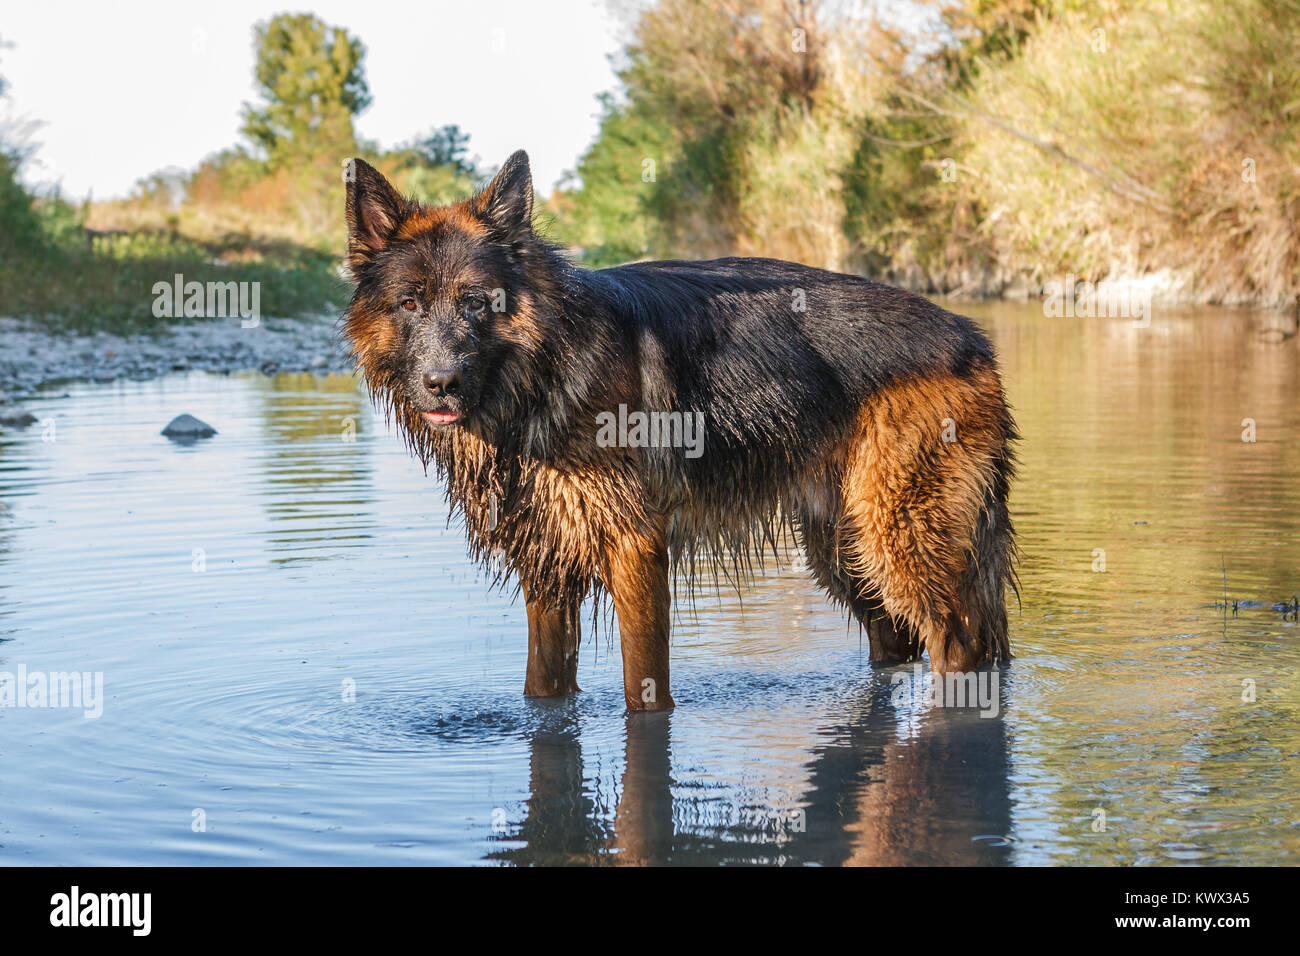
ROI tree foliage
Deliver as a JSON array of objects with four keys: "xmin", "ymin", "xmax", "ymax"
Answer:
[{"xmin": 240, "ymin": 13, "xmax": 371, "ymax": 167}]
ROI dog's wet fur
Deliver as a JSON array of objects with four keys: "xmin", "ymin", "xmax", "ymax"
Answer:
[{"xmin": 342, "ymin": 150, "xmax": 1017, "ymax": 710}]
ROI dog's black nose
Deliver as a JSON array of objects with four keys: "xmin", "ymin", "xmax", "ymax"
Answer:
[{"xmin": 422, "ymin": 366, "xmax": 462, "ymax": 397}]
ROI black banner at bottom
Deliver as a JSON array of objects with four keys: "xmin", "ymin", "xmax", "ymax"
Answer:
[{"xmin": 0, "ymin": 865, "xmax": 1280, "ymax": 942}]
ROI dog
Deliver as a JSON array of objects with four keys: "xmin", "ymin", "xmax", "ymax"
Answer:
[{"xmin": 341, "ymin": 150, "xmax": 1017, "ymax": 711}]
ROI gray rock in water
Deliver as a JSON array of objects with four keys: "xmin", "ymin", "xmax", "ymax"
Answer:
[
  {"xmin": 162, "ymin": 413, "xmax": 217, "ymax": 441},
  {"xmin": 0, "ymin": 412, "xmax": 38, "ymax": 429}
]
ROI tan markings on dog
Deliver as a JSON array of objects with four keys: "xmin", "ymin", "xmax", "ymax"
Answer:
[
  {"xmin": 394, "ymin": 203, "xmax": 487, "ymax": 241},
  {"xmin": 495, "ymin": 294, "xmax": 546, "ymax": 352},
  {"xmin": 425, "ymin": 414, "xmax": 650, "ymax": 612},
  {"xmin": 343, "ymin": 305, "xmax": 399, "ymax": 370},
  {"xmin": 522, "ymin": 580, "xmax": 581, "ymax": 697},
  {"xmin": 603, "ymin": 515, "xmax": 674, "ymax": 712},
  {"xmin": 837, "ymin": 362, "xmax": 1008, "ymax": 672}
]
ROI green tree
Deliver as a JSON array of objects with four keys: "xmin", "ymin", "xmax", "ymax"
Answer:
[
  {"xmin": 407, "ymin": 125, "xmax": 474, "ymax": 176},
  {"xmin": 548, "ymin": 93, "xmax": 676, "ymax": 265},
  {"xmin": 380, "ymin": 125, "xmax": 479, "ymax": 207},
  {"xmin": 0, "ymin": 41, "xmax": 45, "ymax": 257},
  {"xmin": 240, "ymin": 13, "xmax": 371, "ymax": 168},
  {"xmin": 553, "ymin": 0, "xmax": 825, "ymax": 264}
]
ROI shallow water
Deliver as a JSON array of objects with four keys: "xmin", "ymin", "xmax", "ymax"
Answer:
[{"xmin": 1, "ymin": 303, "xmax": 1298, "ymax": 866}]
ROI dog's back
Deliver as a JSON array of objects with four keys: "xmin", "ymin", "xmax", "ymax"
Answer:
[{"xmin": 576, "ymin": 256, "xmax": 1017, "ymax": 674}]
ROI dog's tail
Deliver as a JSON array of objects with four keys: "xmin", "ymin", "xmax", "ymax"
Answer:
[{"xmin": 965, "ymin": 421, "xmax": 1018, "ymax": 664}]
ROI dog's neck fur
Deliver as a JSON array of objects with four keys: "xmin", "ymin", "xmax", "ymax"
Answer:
[{"xmin": 360, "ymin": 244, "xmax": 640, "ymax": 610}]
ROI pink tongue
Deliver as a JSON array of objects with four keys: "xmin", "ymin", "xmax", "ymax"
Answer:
[{"xmin": 424, "ymin": 410, "xmax": 459, "ymax": 424}]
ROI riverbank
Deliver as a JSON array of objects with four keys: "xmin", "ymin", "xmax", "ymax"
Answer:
[
  {"xmin": 0, "ymin": 314, "xmax": 355, "ymax": 406},
  {"xmin": 5, "ymin": 285, "xmax": 1297, "ymax": 412}
]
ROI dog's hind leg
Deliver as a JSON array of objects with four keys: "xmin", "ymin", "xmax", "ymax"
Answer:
[
  {"xmin": 523, "ymin": 588, "xmax": 581, "ymax": 697},
  {"xmin": 793, "ymin": 502, "xmax": 922, "ymax": 663},
  {"xmin": 838, "ymin": 365, "xmax": 1015, "ymax": 674},
  {"xmin": 859, "ymin": 595, "xmax": 924, "ymax": 664}
]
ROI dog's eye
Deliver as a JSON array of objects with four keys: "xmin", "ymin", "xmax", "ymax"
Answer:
[
  {"xmin": 462, "ymin": 294, "xmax": 487, "ymax": 315},
  {"xmin": 400, "ymin": 298, "xmax": 417, "ymax": 312}
]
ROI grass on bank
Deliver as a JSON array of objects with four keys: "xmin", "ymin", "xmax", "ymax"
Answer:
[{"xmin": 0, "ymin": 226, "xmax": 348, "ymax": 334}]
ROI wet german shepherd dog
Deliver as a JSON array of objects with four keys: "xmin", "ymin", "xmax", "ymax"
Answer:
[{"xmin": 342, "ymin": 151, "xmax": 1016, "ymax": 711}]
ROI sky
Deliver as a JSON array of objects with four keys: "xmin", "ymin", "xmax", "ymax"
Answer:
[{"xmin": 0, "ymin": 1, "xmax": 628, "ymax": 200}]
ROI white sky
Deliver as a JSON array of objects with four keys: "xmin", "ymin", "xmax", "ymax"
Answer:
[{"xmin": 0, "ymin": 0, "xmax": 628, "ymax": 200}]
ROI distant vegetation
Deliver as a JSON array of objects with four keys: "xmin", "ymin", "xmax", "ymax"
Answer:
[
  {"xmin": 1, "ymin": 0, "xmax": 1296, "ymax": 330},
  {"xmin": 0, "ymin": 14, "xmax": 476, "ymax": 329},
  {"xmin": 546, "ymin": 0, "xmax": 1299, "ymax": 306}
]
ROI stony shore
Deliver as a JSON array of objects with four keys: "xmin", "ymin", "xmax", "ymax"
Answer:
[{"xmin": 0, "ymin": 314, "xmax": 356, "ymax": 407}]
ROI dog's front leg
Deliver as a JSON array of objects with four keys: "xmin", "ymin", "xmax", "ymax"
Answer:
[
  {"xmin": 523, "ymin": 587, "xmax": 581, "ymax": 697},
  {"xmin": 606, "ymin": 523, "xmax": 674, "ymax": 712}
]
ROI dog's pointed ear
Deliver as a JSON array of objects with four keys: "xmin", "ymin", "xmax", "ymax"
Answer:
[
  {"xmin": 471, "ymin": 150, "xmax": 533, "ymax": 239},
  {"xmin": 344, "ymin": 158, "xmax": 409, "ymax": 271}
]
